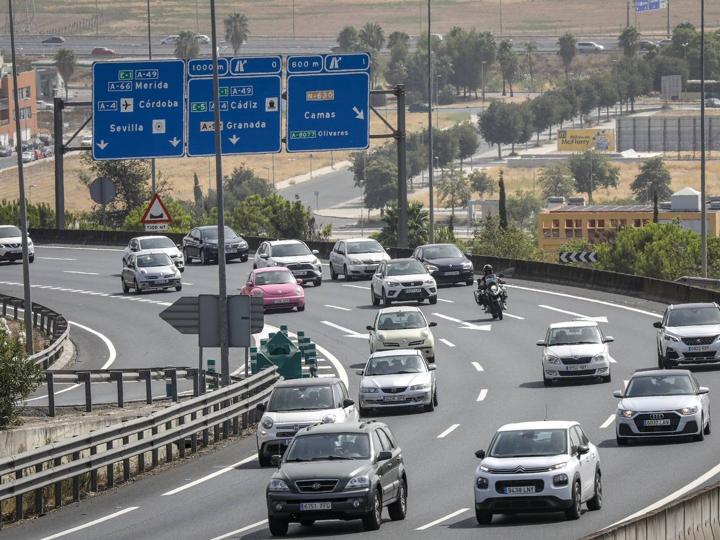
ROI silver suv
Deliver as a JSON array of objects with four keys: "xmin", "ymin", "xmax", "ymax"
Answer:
[{"xmin": 655, "ymin": 303, "xmax": 720, "ymax": 368}]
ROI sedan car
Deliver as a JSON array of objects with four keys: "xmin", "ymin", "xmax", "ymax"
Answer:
[
  {"xmin": 655, "ymin": 303, "xmax": 720, "ymax": 368},
  {"xmin": 329, "ymin": 238, "xmax": 389, "ymax": 281},
  {"xmin": 614, "ymin": 369, "xmax": 711, "ymax": 445},
  {"xmin": 254, "ymin": 239, "xmax": 322, "ymax": 286},
  {"xmin": 537, "ymin": 321, "xmax": 614, "ymax": 386},
  {"xmin": 21, "ymin": 151, "xmax": 34, "ymax": 163},
  {"xmin": 412, "ymin": 243, "xmax": 474, "ymax": 286},
  {"xmin": 266, "ymin": 421, "xmax": 406, "ymax": 536},
  {"xmin": 0, "ymin": 225, "xmax": 34, "ymax": 263},
  {"xmin": 160, "ymin": 35, "xmax": 179, "ymax": 45},
  {"xmin": 195, "ymin": 34, "xmax": 211, "ymax": 44},
  {"xmin": 182, "ymin": 225, "xmax": 248, "ymax": 264},
  {"xmin": 367, "ymin": 306, "xmax": 437, "ymax": 362},
  {"xmin": 240, "ymin": 267, "xmax": 305, "ymax": 312},
  {"xmin": 474, "ymin": 421, "xmax": 601, "ymax": 524},
  {"xmin": 639, "ymin": 39, "xmax": 657, "ymax": 51},
  {"xmin": 576, "ymin": 41, "xmax": 605, "ymax": 53},
  {"xmin": 0, "ymin": 146, "xmax": 12, "ymax": 157},
  {"xmin": 121, "ymin": 252, "xmax": 182, "ymax": 294},
  {"xmin": 357, "ymin": 349, "xmax": 437, "ymax": 415},
  {"xmin": 370, "ymin": 258, "xmax": 437, "ymax": 306},
  {"xmin": 42, "ymin": 35, "xmax": 65, "ymax": 44},
  {"xmin": 91, "ymin": 47, "xmax": 115, "ymax": 56},
  {"xmin": 124, "ymin": 235, "xmax": 184, "ymax": 272}
]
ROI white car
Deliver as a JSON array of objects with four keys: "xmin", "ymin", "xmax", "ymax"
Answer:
[
  {"xmin": 537, "ymin": 321, "xmax": 614, "ymax": 386},
  {"xmin": 255, "ymin": 377, "xmax": 359, "ymax": 466},
  {"xmin": 160, "ymin": 34, "xmax": 179, "ymax": 45},
  {"xmin": 655, "ymin": 303, "xmax": 720, "ymax": 368},
  {"xmin": 357, "ymin": 349, "xmax": 437, "ymax": 415},
  {"xmin": 0, "ymin": 225, "xmax": 34, "ymax": 263},
  {"xmin": 254, "ymin": 239, "xmax": 323, "ymax": 286},
  {"xmin": 329, "ymin": 238, "xmax": 390, "ymax": 281},
  {"xmin": 21, "ymin": 151, "xmax": 34, "ymax": 163},
  {"xmin": 121, "ymin": 252, "xmax": 182, "ymax": 294},
  {"xmin": 576, "ymin": 41, "xmax": 604, "ymax": 53},
  {"xmin": 370, "ymin": 258, "xmax": 438, "ymax": 306},
  {"xmin": 474, "ymin": 421, "xmax": 602, "ymax": 524},
  {"xmin": 195, "ymin": 34, "xmax": 211, "ymax": 44},
  {"xmin": 123, "ymin": 235, "xmax": 184, "ymax": 272},
  {"xmin": 367, "ymin": 306, "xmax": 437, "ymax": 362},
  {"xmin": 614, "ymin": 369, "xmax": 711, "ymax": 445}
]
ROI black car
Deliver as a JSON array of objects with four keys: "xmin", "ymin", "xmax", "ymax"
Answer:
[
  {"xmin": 42, "ymin": 36, "xmax": 65, "ymax": 44},
  {"xmin": 266, "ymin": 421, "xmax": 407, "ymax": 536},
  {"xmin": 413, "ymin": 243, "xmax": 474, "ymax": 286},
  {"xmin": 182, "ymin": 225, "xmax": 248, "ymax": 264},
  {"xmin": 408, "ymin": 102, "xmax": 430, "ymax": 112},
  {"xmin": 0, "ymin": 146, "xmax": 12, "ymax": 157}
]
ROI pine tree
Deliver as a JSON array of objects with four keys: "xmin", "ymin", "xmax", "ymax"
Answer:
[{"xmin": 498, "ymin": 170, "xmax": 508, "ymax": 230}]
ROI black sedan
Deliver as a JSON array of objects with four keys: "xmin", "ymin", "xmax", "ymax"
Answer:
[
  {"xmin": 42, "ymin": 36, "xmax": 65, "ymax": 44},
  {"xmin": 182, "ymin": 225, "xmax": 249, "ymax": 265},
  {"xmin": 412, "ymin": 243, "xmax": 474, "ymax": 286}
]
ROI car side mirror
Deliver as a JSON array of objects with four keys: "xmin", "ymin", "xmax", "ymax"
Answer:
[
  {"xmin": 603, "ymin": 336, "xmax": 615, "ymax": 343},
  {"xmin": 256, "ymin": 402, "xmax": 266, "ymax": 412},
  {"xmin": 296, "ymin": 278, "xmax": 303, "ymax": 285},
  {"xmin": 356, "ymin": 369, "xmax": 364, "ymax": 376},
  {"xmin": 271, "ymin": 455, "xmax": 282, "ymax": 467},
  {"xmin": 429, "ymin": 322, "xmax": 438, "ymax": 327},
  {"xmin": 613, "ymin": 390, "xmax": 623, "ymax": 398},
  {"xmin": 312, "ymin": 249, "xmax": 319, "ymax": 255},
  {"xmin": 260, "ymin": 253, "xmax": 268, "ymax": 259},
  {"xmin": 577, "ymin": 445, "xmax": 589, "ymax": 456},
  {"xmin": 342, "ymin": 398, "xmax": 355, "ymax": 408},
  {"xmin": 366, "ymin": 325, "xmax": 374, "ymax": 331},
  {"xmin": 377, "ymin": 451, "xmax": 392, "ymax": 462},
  {"xmin": 131, "ymin": 246, "xmax": 138, "ymax": 252},
  {"xmin": 428, "ymin": 364, "xmax": 437, "ymax": 371},
  {"xmin": 536, "ymin": 340, "xmax": 546, "ymax": 346},
  {"xmin": 497, "ymin": 273, "xmax": 504, "ymax": 278},
  {"xmin": 475, "ymin": 449, "xmax": 485, "ymax": 459},
  {"xmin": 699, "ymin": 387, "xmax": 710, "ymax": 395},
  {"xmin": 653, "ymin": 321, "xmax": 663, "ymax": 329}
]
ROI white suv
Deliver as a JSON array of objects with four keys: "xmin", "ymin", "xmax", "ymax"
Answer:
[
  {"xmin": 370, "ymin": 258, "xmax": 437, "ymax": 306},
  {"xmin": 329, "ymin": 238, "xmax": 390, "ymax": 281},
  {"xmin": 474, "ymin": 421, "xmax": 601, "ymax": 525},
  {"xmin": 254, "ymin": 239, "xmax": 323, "ymax": 286},
  {"xmin": 655, "ymin": 303, "xmax": 720, "ymax": 369},
  {"xmin": 255, "ymin": 378, "xmax": 359, "ymax": 466}
]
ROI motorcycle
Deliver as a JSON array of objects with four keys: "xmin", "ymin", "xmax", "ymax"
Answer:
[{"xmin": 474, "ymin": 273, "xmax": 507, "ymax": 320}]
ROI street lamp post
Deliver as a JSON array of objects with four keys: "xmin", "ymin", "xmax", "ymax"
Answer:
[
  {"xmin": 701, "ymin": 0, "xmax": 708, "ymax": 277},
  {"xmin": 427, "ymin": 0, "xmax": 435, "ymax": 242}
]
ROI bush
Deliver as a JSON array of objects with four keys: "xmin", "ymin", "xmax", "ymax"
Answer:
[
  {"xmin": 471, "ymin": 216, "xmax": 544, "ymax": 260},
  {"xmin": 0, "ymin": 322, "xmax": 42, "ymax": 428}
]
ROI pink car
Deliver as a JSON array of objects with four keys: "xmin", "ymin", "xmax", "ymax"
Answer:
[{"xmin": 240, "ymin": 266, "xmax": 305, "ymax": 312}]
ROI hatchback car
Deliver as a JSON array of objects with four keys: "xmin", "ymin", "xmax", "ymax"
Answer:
[
  {"xmin": 367, "ymin": 306, "xmax": 437, "ymax": 362},
  {"xmin": 329, "ymin": 238, "xmax": 389, "ymax": 281},
  {"xmin": 614, "ymin": 369, "xmax": 711, "ymax": 445},
  {"xmin": 576, "ymin": 41, "xmax": 604, "ymax": 52},
  {"xmin": 121, "ymin": 252, "xmax": 182, "ymax": 293},
  {"xmin": 21, "ymin": 151, "xmax": 34, "ymax": 163},
  {"xmin": 91, "ymin": 47, "xmax": 115, "ymax": 56},
  {"xmin": 256, "ymin": 378, "xmax": 358, "ymax": 466},
  {"xmin": 537, "ymin": 321, "xmax": 614, "ymax": 386},
  {"xmin": 182, "ymin": 225, "xmax": 248, "ymax": 264},
  {"xmin": 412, "ymin": 243, "xmax": 474, "ymax": 286},
  {"xmin": 42, "ymin": 35, "xmax": 65, "ymax": 44},
  {"xmin": 474, "ymin": 421, "xmax": 601, "ymax": 524},
  {"xmin": 124, "ymin": 235, "xmax": 184, "ymax": 272},
  {"xmin": 160, "ymin": 35, "xmax": 179, "ymax": 45},
  {"xmin": 358, "ymin": 349, "xmax": 437, "ymax": 415},
  {"xmin": 655, "ymin": 303, "xmax": 720, "ymax": 368},
  {"xmin": 240, "ymin": 267, "xmax": 305, "ymax": 312},
  {"xmin": 254, "ymin": 239, "xmax": 323, "ymax": 286},
  {"xmin": 370, "ymin": 258, "xmax": 437, "ymax": 306},
  {"xmin": 266, "ymin": 421, "xmax": 406, "ymax": 536},
  {"xmin": 0, "ymin": 225, "xmax": 34, "ymax": 263}
]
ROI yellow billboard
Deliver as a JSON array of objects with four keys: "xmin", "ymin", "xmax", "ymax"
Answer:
[{"xmin": 557, "ymin": 128, "xmax": 616, "ymax": 152}]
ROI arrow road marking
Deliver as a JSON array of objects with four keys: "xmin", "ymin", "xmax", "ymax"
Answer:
[
  {"xmin": 352, "ymin": 106, "xmax": 365, "ymax": 120},
  {"xmin": 228, "ymin": 134, "xmax": 240, "ymax": 145},
  {"xmin": 432, "ymin": 312, "xmax": 491, "ymax": 331},
  {"xmin": 96, "ymin": 140, "xmax": 108, "ymax": 150},
  {"xmin": 538, "ymin": 304, "xmax": 608, "ymax": 323},
  {"xmin": 169, "ymin": 137, "xmax": 181, "ymax": 147},
  {"xmin": 321, "ymin": 320, "xmax": 367, "ymax": 339},
  {"xmin": 600, "ymin": 414, "xmax": 615, "ymax": 429},
  {"xmin": 416, "ymin": 508, "xmax": 469, "ymax": 531}
]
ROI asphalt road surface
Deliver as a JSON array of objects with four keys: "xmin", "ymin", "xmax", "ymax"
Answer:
[{"xmin": 3, "ymin": 244, "xmax": 720, "ymax": 539}]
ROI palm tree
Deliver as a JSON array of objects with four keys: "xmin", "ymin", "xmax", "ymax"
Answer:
[
  {"xmin": 557, "ymin": 32, "xmax": 576, "ymax": 82},
  {"xmin": 618, "ymin": 26, "xmax": 640, "ymax": 58},
  {"xmin": 224, "ymin": 13, "xmax": 250, "ymax": 56},
  {"xmin": 359, "ymin": 22, "xmax": 385, "ymax": 51},
  {"xmin": 54, "ymin": 48, "xmax": 76, "ymax": 100},
  {"xmin": 523, "ymin": 42, "xmax": 537, "ymax": 91},
  {"xmin": 174, "ymin": 30, "xmax": 200, "ymax": 60}
]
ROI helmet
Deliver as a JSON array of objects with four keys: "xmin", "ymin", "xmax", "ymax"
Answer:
[{"xmin": 483, "ymin": 264, "xmax": 493, "ymax": 275}]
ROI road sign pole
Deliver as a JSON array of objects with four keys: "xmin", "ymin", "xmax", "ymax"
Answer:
[
  {"xmin": 427, "ymin": 0, "xmax": 435, "ymax": 243},
  {"xmin": 396, "ymin": 84, "xmax": 408, "ymax": 248},
  {"xmin": 146, "ymin": 0, "xmax": 156, "ymax": 194},
  {"xmin": 53, "ymin": 97, "xmax": 65, "ymax": 229}
]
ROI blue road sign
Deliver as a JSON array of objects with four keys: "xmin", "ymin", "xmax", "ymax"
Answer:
[
  {"xmin": 186, "ymin": 56, "xmax": 282, "ymax": 157},
  {"xmin": 635, "ymin": 0, "xmax": 666, "ymax": 12},
  {"xmin": 286, "ymin": 53, "xmax": 370, "ymax": 153},
  {"xmin": 92, "ymin": 59, "xmax": 185, "ymax": 160}
]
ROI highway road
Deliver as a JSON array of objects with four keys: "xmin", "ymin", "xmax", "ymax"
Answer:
[{"xmin": 3, "ymin": 244, "xmax": 720, "ymax": 539}]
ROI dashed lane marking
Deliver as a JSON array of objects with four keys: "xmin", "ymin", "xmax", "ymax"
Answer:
[
  {"xmin": 437, "ymin": 424, "xmax": 460, "ymax": 439},
  {"xmin": 208, "ymin": 520, "xmax": 269, "ymax": 540},
  {"xmin": 38, "ymin": 245, "xmax": 124, "ymax": 252},
  {"xmin": 439, "ymin": 338, "xmax": 455, "ymax": 347},
  {"xmin": 161, "ymin": 454, "xmax": 256, "ymax": 496},
  {"xmin": 324, "ymin": 304, "xmax": 351, "ymax": 311},
  {"xmin": 472, "ymin": 362, "xmax": 484, "ymax": 372},
  {"xmin": 432, "ymin": 312, "xmax": 491, "ymax": 331},
  {"xmin": 503, "ymin": 312, "xmax": 525, "ymax": 320},
  {"xmin": 63, "ymin": 270, "xmax": 100, "ymax": 275},
  {"xmin": 476, "ymin": 389, "xmax": 488, "ymax": 402},
  {"xmin": 0, "ymin": 281, "xmax": 172, "ymax": 307},
  {"xmin": 600, "ymin": 414, "xmax": 615, "ymax": 429},
  {"xmin": 416, "ymin": 508, "xmax": 470, "ymax": 531},
  {"xmin": 38, "ymin": 257, "xmax": 77, "ymax": 261},
  {"xmin": 321, "ymin": 320, "xmax": 367, "ymax": 338},
  {"xmin": 437, "ymin": 298, "xmax": 454, "ymax": 303},
  {"xmin": 39, "ymin": 506, "xmax": 139, "ymax": 540},
  {"xmin": 342, "ymin": 284, "xmax": 370, "ymax": 290}
]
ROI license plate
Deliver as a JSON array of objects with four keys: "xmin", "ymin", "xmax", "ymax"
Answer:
[
  {"xmin": 688, "ymin": 345, "xmax": 710, "ymax": 352},
  {"xmin": 505, "ymin": 486, "xmax": 535, "ymax": 495},
  {"xmin": 153, "ymin": 279, "xmax": 168, "ymax": 285},
  {"xmin": 300, "ymin": 502, "xmax": 331, "ymax": 511},
  {"xmin": 385, "ymin": 395, "xmax": 406, "ymax": 401},
  {"xmin": 444, "ymin": 271, "xmax": 460, "ymax": 276},
  {"xmin": 564, "ymin": 364, "xmax": 590, "ymax": 371},
  {"xmin": 405, "ymin": 288, "xmax": 421, "ymax": 294},
  {"xmin": 644, "ymin": 419, "xmax": 671, "ymax": 427},
  {"xmin": 274, "ymin": 298, "xmax": 290, "ymax": 304},
  {"xmin": 293, "ymin": 271, "xmax": 309, "ymax": 276}
]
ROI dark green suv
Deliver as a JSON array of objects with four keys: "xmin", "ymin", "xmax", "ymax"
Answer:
[{"xmin": 265, "ymin": 421, "xmax": 407, "ymax": 536}]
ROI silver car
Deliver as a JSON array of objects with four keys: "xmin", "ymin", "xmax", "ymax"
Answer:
[
  {"xmin": 614, "ymin": 369, "xmax": 711, "ymax": 445},
  {"xmin": 123, "ymin": 235, "xmax": 184, "ymax": 272},
  {"xmin": 121, "ymin": 252, "xmax": 182, "ymax": 294},
  {"xmin": 0, "ymin": 225, "xmax": 34, "ymax": 263},
  {"xmin": 357, "ymin": 349, "xmax": 437, "ymax": 415},
  {"xmin": 329, "ymin": 238, "xmax": 390, "ymax": 281},
  {"xmin": 254, "ymin": 239, "xmax": 322, "ymax": 286}
]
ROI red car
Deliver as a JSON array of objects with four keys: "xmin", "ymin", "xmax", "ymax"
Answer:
[
  {"xmin": 240, "ymin": 266, "xmax": 305, "ymax": 312},
  {"xmin": 91, "ymin": 47, "xmax": 115, "ymax": 56}
]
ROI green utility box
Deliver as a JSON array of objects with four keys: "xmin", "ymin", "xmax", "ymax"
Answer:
[{"xmin": 250, "ymin": 329, "xmax": 320, "ymax": 379}]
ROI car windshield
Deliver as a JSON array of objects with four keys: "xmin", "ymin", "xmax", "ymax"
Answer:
[
  {"xmin": 0, "ymin": 226, "xmax": 21, "ymax": 238},
  {"xmin": 285, "ymin": 433, "xmax": 371, "ymax": 462},
  {"xmin": 136, "ymin": 253, "xmax": 172, "ymax": 267},
  {"xmin": 272, "ymin": 243, "xmax": 311, "ymax": 257},
  {"xmin": 667, "ymin": 307, "xmax": 720, "ymax": 327},
  {"xmin": 386, "ymin": 260, "xmax": 426, "ymax": 276},
  {"xmin": 254, "ymin": 270, "xmax": 295, "ymax": 285},
  {"xmin": 202, "ymin": 226, "xmax": 237, "ymax": 240},
  {"xmin": 347, "ymin": 240, "xmax": 384, "ymax": 254},
  {"xmin": 139, "ymin": 237, "xmax": 174, "ymax": 250},
  {"xmin": 488, "ymin": 429, "xmax": 567, "ymax": 458},
  {"xmin": 377, "ymin": 310, "xmax": 427, "ymax": 330},
  {"xmin": 268, "ymin": 385, "xmax": 335, "ymax": 412},
  {"xmin": 547, "ymin": 326, "xmax": 602, "ymax": 346},
  {"xmin": 423, "ymin": 245, "xmax": 463, "ymax": 259},
  {"xmin": 365, "ymin": 354, "xmax": 426, "ymax": 376},
  {"xmin": 625, "ymin": 375, "xmax": 695, "ymax": 397}
]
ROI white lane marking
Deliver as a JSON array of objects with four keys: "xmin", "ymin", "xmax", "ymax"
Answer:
[
  {"xmin": 600, "ymin": 414, "xmax": 615, "ymax": 429},
  {"xmin": 0, "ymin": 280, "xmax": 172, "ymax": 307},
  {"xmin": 503, "ymin": 312, "xmax": 525, "ymax": 320},
  {"xmin": 437, "ymin": 424, "xmax": 460, "ymax": 439},
  {"xmin": 63, "ymin": 270, "xmax": 100, "ymax": 276},
  {"xmin": 538, "ymin": 304, "xmax": 608, "ymax": 323},
  {"xmin": 507, "ymin": 284, "xmax": 662, "ymax": 318},
  {"xmin": 25, "ymin": 384, "xmax": 80, "ymax": 403},
  {"xmin": 38, "ymin": 257, "xmax": 77, "ymax": 261},
  {"xmin": 208, "ymin": 520, "xmax": 269, "ymax": 540},
  {"xmin": 162, "ymin": 454, "xmax": 256, "ymax": 496},
  {"xmin": 416, "ymin": 508, "xmax": 469, "ymax": 531},
  {"xmin": 317, "ymin": 373, "xmax": 336, "ymax": 378},
  {"xmin": 342, "ymin": 284, "xmax": 369, "ymax": 290},
  {"xmin": 439, "ymin": 338, "xmax": 455, "ymax": 347},
  {"xmin": 472, "ymin": 361, "xmax": 484, "ymax": 372},
  {"xmin": 437, "ymin": 298, "xmax": 454, "ymax": 303},
  {"xmin": 38, "ymin": 245, "xmax": 124, "ymax": 252},
  {"xmin": 39, "ymin": 506, "xmax": 139, "ymax": 540},
  {"xmin": 321, "ymin": 320, "xmax": 367, "ymax": 338},
  {"xmin": 183, "ymin": 282, "xmax": 194, "ymax": 286},
  {"xmin": 476, "ymin": 389, "xmax": 488, "ymax": 402},
  {"xmin": 324, "ymin": 304, "xmax": 351, "ymax": 311},
  {"xmin": 432, "ymin": 312, "xmax": 491, "ymax": 331}
]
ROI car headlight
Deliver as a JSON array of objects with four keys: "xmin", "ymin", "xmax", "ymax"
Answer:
[
  {"xmin": 553, "ymin": 473, "xmax": 569, "ymax": 486},
  {"xmin": 544, "ymin": 354, "xmax": 561, "ymax": 365},
  {"xmin": 251, "ymin": 288, "xmax": 264, "ymax": 297},
  {"xmin": 592, "ymin": 353, "xmax": 606, "ymax": 362},
  {"xmin": 618, "ymin": 409, "xmax": 634, "ymax": 418},
  {"xmin": 313, "ymin": 257, "xmax": 320, "ymax": 266},
  {"xmin": 409, "ymin": 383, "xmax": 431, "ymax": 391},
  {"xmin": 322, "ymin": 414, "xmax": 336, "ymax": 424},
  {"xmin": 386, "ymin": 281, "xmax": 400, "ymax": 287},
  {"xmin": 664, "ymin": 333, "xmax": 681, "ymax": 342},
  {"xmin": 273, "ymin": 261, "xmax": 285, "ymax": 267},
  {"xmin": 295, "ymin": 287, "xmax": 303, "ymax": 295},
  {"xmin": 346, "ymin": 475, "xmax": 370, "ymax": 490},
  {"xmin": 479, "ymin": 465, "xmax": 489, "ymax": 472},
  {"xmin": 239, "ymin": 240, "xmax": 247, "ymax": 247},
  {"xmin": 462, "ymin": 261, "xmax": 473, "ymax": 270},
  {"xmin": 361, "ymin": 386, "xmax": 379, "ymax": 393},
  {"xmin": 549, "ymin": 461, "xmax": 567, "ymax": 470},
  {"xmin": 261, "ymin": 416, "xmax": 274, "ymax": 429},
  {"xmin": 476, "ymin": 477, "xmax": 489, "ymax": 489},
  {"xmin": 268, "ymin": 479, "xmax": 290, "ymax": 492},
  {"xmin": 423, "ymin": 279, "xmax": 435, "ymax": 286},
  {"xmin": 677, "ymin": 406, "xmax": 698, "ymax": 415},
  {"xmin": 140, "ymin": 269, "xmax": 147, "ymax": 275}
]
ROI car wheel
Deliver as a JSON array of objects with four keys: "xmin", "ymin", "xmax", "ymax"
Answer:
[
  {"xmin": 564, "ymin": 480, "xmax": 582, "ymax": 520},
  {"xmin": 429, "ymin": 295, "xmax": 438, "ymax": 305},
  {"xmin": 587, "ymin": 470, "xmax": 602, "ymax": 511},
  {"xmin": 330, "ymin": 264, "xmax": 338, "ymax": 281},
  {"xmin": 268, "ymin": 517, "xmax": 288, "ymax": 537},
  {"xmin": 387, "ymin": 478, "xmax": 407, "ymax": 521},
  {"xmin": 258, "ymin": 450, "xmax": 272, "ymax": 467},
  {"xmin": 344, "ymin": 264, "xmax": 353, "ymax": 281},
  {"xmin": 465, "ymin": 279, "xmax": 474, "ymax": 286},
  {"xmin": 314, "ymin": 278, "xmax": 322, "ymax": 287},
  {"xmin": 241, "ymin": 254, "xmax": 248, "ymax": 262},
  {"xmin": 121, "ymin": 277, "xmax": 129, "ymax": 294},
  {"xmin": 433, "ymin": 388, "xmax": 439, "ymax": 406},
  {"xmin": 200, "ymin": 249, "xmax": 208, "ymax": 265},
  {"xmin": 695, "ymin": 415, "xmax": 706, "ymax": 441},
  {"xmin": 424, "ymin": 395, "xmax": 435, "ymax": 412},
  {"xmin": 133, "ymin": 279, "xmax": 141, "ymax": 295},
  {"xmin": 183, "ymin": 248, "xmax": 191, "ymax": 264},
  {"xmin": 371, "ymin": 286, "xmax": 380, "ymax": 306},
  {"xmin": 382, "ymin": 289, "xmax": 392, "ymax": 306},
  {"xmin": 616, "ymin": 436, "xmax": 629, "ymax": 446},
  {"xmin": 299, "ymin": 519, "xmax": 315, "ymax": 527},
  {"xmin": 543, "ymin": 375, "xmax": 552, "ymax": 387},
  {"xmin": 662, "ymin": 356, "xmax": 675, "ymax": 369},
  {"xmin": 28, "ymin": 254, "xmax": 34, "ymax": 263},
  {"xmin": 705, "ymin": 414, "xmax": 712, "ymax": 435},
  {"xmin": 179, "ymin": 267, "xmax": 185, "ymax": 273},
  {"xmin": 602, "ymin": 373, "xmax": 612, "ymax": 383},
  {"xmin": 362, "ymin": 488, "xmax": 382, "ymax": 531},
  {"xmin": 359, "ymin": 405, "xmax": 370, "ymax": 417},
  {"xmin": 475, "ymin": 509, "xmax": 493, "ymax": 525},
  {"xmin": 175, "ymin": 284, "xmax": 182, "ymax": 292}
]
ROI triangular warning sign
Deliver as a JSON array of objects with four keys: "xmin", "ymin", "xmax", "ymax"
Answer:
[{"xmin": 140, "ymin": 193, "xmax": 173, "ymax": 224}]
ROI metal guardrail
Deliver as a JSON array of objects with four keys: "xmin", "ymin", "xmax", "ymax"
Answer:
[{"xmin": 0, "ymin": 366, "xmax": 279, "ymax": 526}]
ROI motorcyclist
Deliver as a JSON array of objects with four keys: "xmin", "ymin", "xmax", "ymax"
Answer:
[{"xmin": 476, "ymin": 264, "xmax": 507, "ymax": 311}]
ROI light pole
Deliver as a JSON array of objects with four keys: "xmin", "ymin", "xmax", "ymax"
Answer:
[
  {"xmin": 435, "ymin": 74, "xmax": 441, "ymax": 127},
  {"xmin": 147, "ymin": 0, "xmax": 156, "ymax": 194},
  {"xmin": 701, "ymin": 0, "xmax": 708, "ymax": 276},
  {"xmin": 427, "ymin": 0, "xmax": 435, "ymax": 242}
]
